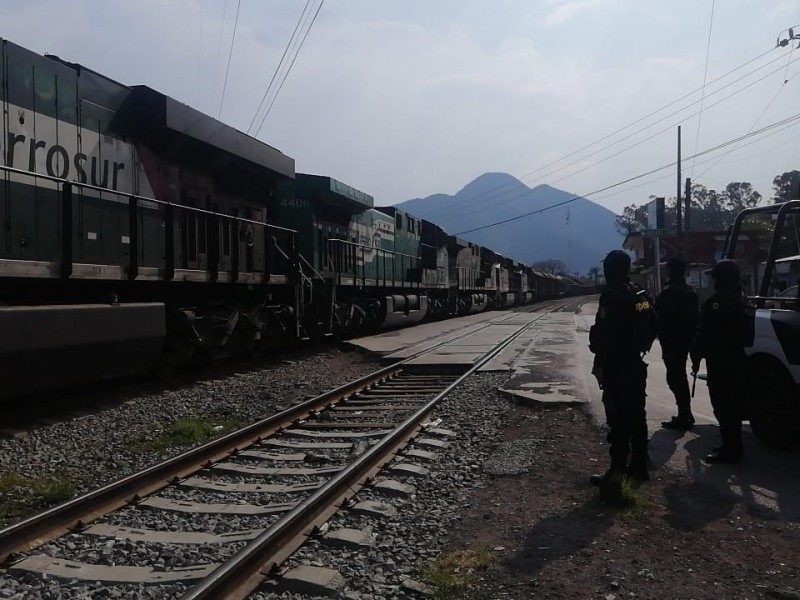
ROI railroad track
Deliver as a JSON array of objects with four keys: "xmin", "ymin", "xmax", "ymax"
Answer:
[
  {"xmin": 0, "ymin": 298, "xmax": 576, "ymax": 435},
  {"xmin": 0, "ymin": 301, "xmax": 570, "ymax": 599}
]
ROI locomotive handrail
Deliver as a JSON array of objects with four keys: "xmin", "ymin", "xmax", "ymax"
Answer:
[
  {"xmin": 298, "ymin": 253, "xmax": 326, "ymax": 283},
  {"xmin": 0, "ymin": 163, "xmax": 296, "ymax": 233},
  {"xmin": 327, "ymin": 238, "xmax": 421, "ymax": 260}
]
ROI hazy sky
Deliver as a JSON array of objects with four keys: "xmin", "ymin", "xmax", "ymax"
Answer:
[{"xmin": 3, "ymin": 0, "xmax": 799, "ymax": 218}]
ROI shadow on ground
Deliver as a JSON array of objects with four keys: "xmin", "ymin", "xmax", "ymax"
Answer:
[{"xmin": 503, "ymin": 498, "xmax": 614, "ymax": 576}]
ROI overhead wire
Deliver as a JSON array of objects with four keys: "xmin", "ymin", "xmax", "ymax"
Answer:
[
  {"xmin": 211, "ymin": 0, "xmax": 229, "ymax": 114},
  {"xmin": 420, "ymin": 46, "xmax": 780, "ymax": 220},
  {"xmin": 432, "ymin": 51, "xmax": 800, "ymax": 224},
  {"xmin": 551, "ymin": 54, "xmax": 800, "ymax": 188},
  {"xmin": 694, "ymin": 50, "xmax": 800, "ymax": 182},
  {"xmin": 247, "ymin": 0, "xmax": 315, "ymax": 134},
  {"xmin": 195, "ymin": 0, "xmax": 204, "ymax": 108},
  {"xmin": 694, "ymin": 81, "xmax": 787, "ymax": 182},
  {"xmin": 218, "ymin": 0, "xmax": 242, "ymax": 118},
  {"xmin": 254, "ymin": 0, "xmax": 326, "ymax": 136},
  {"xmin": 453, "ymin": 111, "xmax": 800, "ymax": 236},
  {"xmin": 690, "ymin": 0, "xmax": 716, "ymax": 176},
  {"xmin": 593, "ymin": 117, "xmax": 800, "ymax": 204},
  {"xmin": 423, "ymin": 47, "xmax": 792, "ymax": 221}
]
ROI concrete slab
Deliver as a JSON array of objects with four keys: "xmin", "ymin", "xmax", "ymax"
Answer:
[
  {"xmin": 404, "ymin": 448, "xmax": 437, "ymax": 462},
  {"xmin": 388, "ymin": 462, "xmax": 429, "ymax": 477},
  {"xmin": 414, "ymin": 437, "xmax": 449, "ymax": 449},
  {"xmin": 140, "ymin": 497, "xmax": 295, "ymax": 515},
  {"xmin": 373, "ymin": 479, "xmax": 416, "ymax": 497},
  {"xmin": 213, "ymin": 462, "xmax": 342, "ymax": 476},
  {"xmin": 405, "ymin": 352, "xmax": 484, "ymax": 366},
  {"xmin": 321, "ymin": 528, "xmax": 375, "ymax": 549},
  {"xmin": 348, "ymin": 311, "xmax": 509, "ymax": 356},
  {"xmin": 284, "ymin": 428, "xmax": 391, "ymax": 438},
  {"xmin": 238, "ymin": 450, "xmax": 306, "ymax": 461},
  {"xmin": 9, "ymin": 555, "xmax": 218, "ymax": 584},
  {"xmin": 401, "ymin": 578, "xmax": 436, "ymax": 597},
  {"xmin": 272, "ymin": 566, "xmax": 347, "ymax": 597},
  {"xmin": 349, "ymin": 310, "xmax": 552, "ymax": 368},
  {"xmin": 427, "ymin": 427, "xmax": 457, "ymax": 437},
  {"xmin": 351, "ymin": 500, "xmax": 397, "ymax": 518},
  {"xmin": 84, "ymin": 523, "xmax": 263, "ymax": 545},
  {"xmin": 180, "ymin": 477, "xmax": 321, "ymax": 494},
  {"xmin": 264, "ymin": 439, "xmax": 352, "ymax": 450}
]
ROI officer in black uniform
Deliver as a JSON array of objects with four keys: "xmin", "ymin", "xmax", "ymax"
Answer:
[
  {"xmin": 691, "ymin": 259, "xmax": 753, "ymax": 464},
  {"xmin": 655, "ymin": 257, "xmax": 700, "ymax": 430},
  {"xmin": 589, "ymin": 251, "xmax": 657, "ymax": 501}
]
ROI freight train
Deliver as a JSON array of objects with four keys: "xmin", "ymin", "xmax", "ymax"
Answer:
[{"xmin": 0, "ymin": 38, "xmax": 593, "ymax": 395}]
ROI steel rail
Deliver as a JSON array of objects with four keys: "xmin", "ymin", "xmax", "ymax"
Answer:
[
  {"xmin": 181, "ymin": 302, "xmax": 565, "ymax": 600},
  {"xmin": 0, "ymin": 366, "xmax": 394, "ymax": 564},
  {"xmin": 0, "ymin": 307, "xmax": 538, "ymax": 563}
]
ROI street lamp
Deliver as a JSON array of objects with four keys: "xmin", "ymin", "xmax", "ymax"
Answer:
[{"xmin": 777, "ymin": 26, "xmax": 800, "ymax": 48}]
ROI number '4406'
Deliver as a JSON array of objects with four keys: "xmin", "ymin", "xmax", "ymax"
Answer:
[{"xmin": 280, "ymin": 198, "xmax": 310, "ymax": 208}]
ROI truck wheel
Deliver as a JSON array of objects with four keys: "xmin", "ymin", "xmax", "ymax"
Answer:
[{"xmin": 748, "ymin": 364, "xmax": 800, "ymax": 450}]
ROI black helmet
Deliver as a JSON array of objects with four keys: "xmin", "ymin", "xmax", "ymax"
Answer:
[
  {"xmin": 708, "ymin": 259, "xmax": 740, "ymax": 289},
  {"xmin": 665, "ymin": 257, "xmax": 687, "ymax": 278},
  {"xmin": 603, "ymin": 250, "xmax": 631, "ymax": 284}
]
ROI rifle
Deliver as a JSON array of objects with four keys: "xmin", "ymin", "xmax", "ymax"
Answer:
[{"xmin": 691, "ymin": 371, "xmax": 698, "ymax": 398}]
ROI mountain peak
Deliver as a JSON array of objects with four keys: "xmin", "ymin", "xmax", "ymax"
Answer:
[
  {"xmin": 394, "ymin": 172, "xmax": 623, "ymax": 274},
  {"xmin": 456, "ymin": 172, "xmax": 527, "ymax": 198}
]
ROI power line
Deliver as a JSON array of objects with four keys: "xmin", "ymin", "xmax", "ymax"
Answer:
[
  {"xmin": 694, "ymin": 79, "xmax": 787, "ymax": 181},
  {"xmin": 211, "ymin": 0, "xmax": 229, "ymax": 115},
  {"xmin": 432, "ymin": 52, "xmax": 800, "ymax": 224},
  {"xmin": 690, "ymin": 0, "xmax": 716, "ymax": 176},
  {"xmin": 595, "ymin": 118, "xmax": 800, "ymax": 203},
  {"xmin": 195, "ymin": 0, "xmax": 204, "ymax": 108},
  {"xmin": 453, "ymin": 111, "xmax": 800, "ymax": 236},
  {"xmin": 254, "ymin": 0, "xmax": 325, "ymax": 136},
  {"xmin": 421, "ymin": 46, "xmax": 780, "ymax": 220},
  {"xmin": 218, "ymin": 0, "xmax": 242, "ymax": 118},
  {"xmin": 247, "ymin": 0, "xmax": 314, "ymax": 134},
  {"xmin": 547, "ymin": 54, "xmax": 800, "ymax": 187},
  {"xmin": 423, "ymin": 47, "xmax": 791, "ymax": 222}
]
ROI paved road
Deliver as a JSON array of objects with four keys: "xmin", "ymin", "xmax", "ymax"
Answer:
[{"xmin": 575, "ymin": 302, "xmax": 800, "ymax": 522}]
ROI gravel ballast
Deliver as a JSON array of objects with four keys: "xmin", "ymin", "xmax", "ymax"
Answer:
[
  {"xmin": 251, "ymin": 371, "xmax": 514, "ymax": 600},
  {"xmin": 0, "ymin": 348, "xmax": 380, "ymax": 527}
]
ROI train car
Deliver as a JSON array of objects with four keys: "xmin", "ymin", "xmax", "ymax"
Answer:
[
  {"xmin": 0, "ymin": 38, "xmax": 298, "ymax": 394},
  {"xmin": 0, "ymin": 36, "xmax": 592, "ymax": 397},
  {"xmin": 446, "ymin": 236, "xmax": 488, "ymax": 314},
  {"xmin": 517, "ymin": 263, "xmax": 535, "ymax": 304},
  {"xmin": 417, "ymin": 217, "xmax": 450, "ymax": 318},
  {"xmin": 273, "ymin": 178, "xmax": 431, "ymax": 333}
]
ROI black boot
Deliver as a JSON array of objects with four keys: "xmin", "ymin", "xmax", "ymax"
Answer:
[
  {"xmin": 590, "ymin": 468, "xmax": 625, "ymax": 505},
  {"xmin": 661, "ymin": 415, "xmax": 695, "ymax": 430},
  {"xmin": 703, "ymin": 448, "xmax": 742, "ymax": 464},
  {"xmin": 625, "ymin": 462, "xmax": 650, "ymax": 482},
  {"xmin": 589, "ymin": 466, "xmax": 625, "ymax": 487}
]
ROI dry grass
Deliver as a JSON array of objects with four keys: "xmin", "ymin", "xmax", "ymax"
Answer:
[{"xmin": 422, "ymin": 548, "xmax": 498, "ymax": 600}]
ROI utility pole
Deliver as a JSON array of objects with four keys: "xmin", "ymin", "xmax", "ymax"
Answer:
[
  {"xmin": 684, "ymin": 177, "xmax": 692, "ymax": 265},
  {"xmin": 676, "ymin": 126, "xmax": 683, "ymax": 258}
]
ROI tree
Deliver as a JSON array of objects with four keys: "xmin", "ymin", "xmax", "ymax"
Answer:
[
  {"xmin": 689, "ymin": 183, "xmax": 731, "ymax": 229},
  {"xmin": 772, "ymin": 170, "xmax": 800, "ymax": 203},
  {"xmin": 615, "ymin": 204, "xmax": 647, "ymax": 236},
  {"xmin": 725, "ymin": 182, "xmax": 762, "ymax": 212},
  {"xmin": 587, "ymin": 266, "xmax": 601, "ymax": 284},
  {"xmin": 616, "ymin": 180, "xmax": 764, "ymax": 235},
  {"xmin": 532, "ymin": 258, "xmax": 567, "ymax": 275}
]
